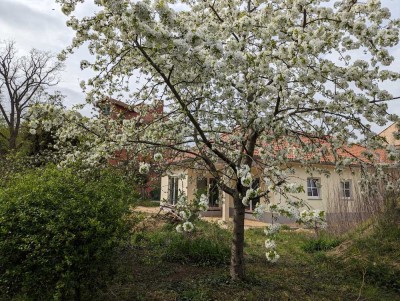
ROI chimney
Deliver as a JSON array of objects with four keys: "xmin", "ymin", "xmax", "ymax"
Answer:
[{"xmin": 154, "ymin": 99, "xmax": 164, "ymax": 115}]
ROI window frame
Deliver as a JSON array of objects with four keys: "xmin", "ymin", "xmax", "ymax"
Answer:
[
  {"xmin": 208, "ymin": 178, "xmax": 219, "ymax": 208},
  {"xmin": 340, "ymin": 179, "xmax": 352, "ymax": 200},
  {"xmin": 196, "ymin": 177, "xmax": 220, "ymax": 208},
  {"xmin": 307, "ymin": 177, "xmax": 321, "ymax": 199},
  {"xmin": 101, "ymin": 104, "xmax": 111, "ymax": 116},
  {"xmin": 168, "ymin": 176, "xmax": 179, "ymax": 205}
]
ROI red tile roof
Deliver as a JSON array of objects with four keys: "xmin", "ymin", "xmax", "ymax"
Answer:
[{"xmin": 167, "ymin": 135, "xmax": 390, "ymax": 165}]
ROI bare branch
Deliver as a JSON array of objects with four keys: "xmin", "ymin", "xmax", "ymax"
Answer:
[{"xmin": 0, "ymin": 40, "xmax": 64, "ymax": 149}]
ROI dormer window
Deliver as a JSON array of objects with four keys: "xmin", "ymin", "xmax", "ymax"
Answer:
[{"xmin": 101, "ymin": 104, "xmax": 111, "ymax": 116}]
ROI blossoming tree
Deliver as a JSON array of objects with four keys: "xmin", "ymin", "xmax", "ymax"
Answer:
[
  {"xmin": 0, "ymin": 41, "xmax": 64, "ymax": 151},
  {"xmin": 49, "ymin": 0, "xmax": 400, "ymax": 279}
]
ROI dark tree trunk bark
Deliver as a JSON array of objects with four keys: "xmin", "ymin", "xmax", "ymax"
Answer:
[
  {"xmin": 8, "ymin": 128, "xmax": 17, "ymax": 150},
  {"xmin": 230, "ymin": 195, "xmax": 246, "ymax": 280}
]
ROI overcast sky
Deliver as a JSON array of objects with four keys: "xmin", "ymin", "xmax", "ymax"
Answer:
[{"xmin": 1, "ymin": 0, "xmax": 399, "ymax": 132}]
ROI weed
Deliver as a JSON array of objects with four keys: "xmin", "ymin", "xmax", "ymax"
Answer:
[{"xmin": 301, "ymin": 236, "xmax": 341, "ymax": 253}]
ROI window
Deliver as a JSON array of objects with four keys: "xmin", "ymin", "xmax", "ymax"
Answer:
[
  {"xmin": 246, "ymin": 178, "xmax": 260, "ymax": 211},
  {"xmin": 196, "ymin": 177, "xmax": 219, "ymax": 208},
  {"xmin": 101, "ymin": 104, "xmax": 111, "ymax": 115},
  {"xmin": 196, "ymin": 177, "xmax": 207, "ymax": 195},
  {"xmin": 209, "ymin": 178, "xmax": 219, "ymax": 207},
  {"xmin": 307, "ymin": 178, "xmax": 321, "ymax": 199},
  {"xmin": 168, "ymin": 176, "xmax": 179, "ymax": 205},
  {"xmin": 341, "ymin": 180, "xmax": 352, "ymax": 199},
  {"xmin": 288, "ymin": 147, "xmax": 297, "ymax": 159}
]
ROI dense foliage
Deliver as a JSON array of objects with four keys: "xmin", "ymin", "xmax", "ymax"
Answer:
[{"xmin": 0, "ymin": 166, "xmax": 136, "ymax": 300}]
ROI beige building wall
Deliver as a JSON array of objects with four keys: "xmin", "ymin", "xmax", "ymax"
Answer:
[
  {"xmin": 161, "ymin": 168, "xmax": 225, "ymax": 207},
  {"xmin": 379, "ymin": 123, "xmax": 400, "ymax": 147},
  {"xmin": 160, "ymin": 164, "xmax": 361, "ymax": 216},
  {"xmin": 160, "ymin": 174, "xmax": 169, "ymax": 201},
  {"xmin": 267, "ymin": 164, "xmax": 361, "ymax": 213},
  {"xmin": 186, "ymin": 169, "xmax": 197, "ymax": 201}
]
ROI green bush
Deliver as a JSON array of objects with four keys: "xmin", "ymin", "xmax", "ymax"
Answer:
[
  {"xmin": 0, "ymin": 166, "xmax": 136, "ymax": 300},
  {"xmin": 301, "ymin": 235, "xmax": 341, "ymax": 253}
]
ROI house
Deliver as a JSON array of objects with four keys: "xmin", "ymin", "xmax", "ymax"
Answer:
[
  {"xmin": 97, "ymin": 97, "xmax": 164, "ymax": 198},
  {"xmin": 378, "ymin": 122, "xmax": 400, "ymax": 149},
  {"xmin": 160, "ymin": 134, "xmax": 392, "ymax": 223},
  {"xmin": 97, "ymin": 97, "xmax": 163, "ymax": 121}
]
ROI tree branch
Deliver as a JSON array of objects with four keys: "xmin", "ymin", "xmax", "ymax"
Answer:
[{"xmin": 134, "ymin": 38, "xmax": 237, "ymax": 173}]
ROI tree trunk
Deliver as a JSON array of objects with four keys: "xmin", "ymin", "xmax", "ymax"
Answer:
[
  {"xmin": 8, "ymin": 128, "xmax": 17, "ymax": 150},
  {"xmin": 230, "ymin": 195, "xmax": 246, "ymax": 280}
]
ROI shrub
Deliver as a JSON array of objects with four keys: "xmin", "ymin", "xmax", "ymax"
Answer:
[
  {"xmin": 149, "ymin": 185, "xmax": 161, "ymax": 201},
  {"xmin": 0, "ymin": 166, "xmax": 136, "ymax": 300}
]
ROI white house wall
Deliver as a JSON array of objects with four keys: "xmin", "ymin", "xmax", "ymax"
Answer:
[
  {"xmin": 160, "ymin": 164, "xmax": 362, "ymax": 217},
  {"xmin": 186, "ymin": 168, "xmax": 197, "ymax": 201},
  {"xmin": 160, "ymin": 175, "xmax": 169, "ymax": 202},
  {"xmin": 268, "ymin": 164, "xmax": 361, "ymax": 213}
]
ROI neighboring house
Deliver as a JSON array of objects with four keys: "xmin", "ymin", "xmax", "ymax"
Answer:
[
  {"xmin": 160, "ymin": 138, "xmax": 392, "ymax": 223},
  {"xmin": 98, "ymin": 97, "xmax": 163, "ymax": 121},
  {"xmin": 378, "ymin": 122, "xmax": 400, "ymax": 149},
  {"xmin": 98, "ymin": 97, "xmax": 163, "ymax": 198}
]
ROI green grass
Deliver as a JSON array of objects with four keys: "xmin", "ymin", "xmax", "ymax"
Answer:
[
  {"xmin": 300, "ymin": 235, "xmax": 341, "ymax": 253},
  {"xmin": 331, "ymin": 214, "xmax": 400, "ymax": 294},
  {"xmin": 87, "ymin": 212, "xmax": 400, "ymax": 301},
  {"xmin": 132, "ymin": 220, "xmax": 230, "ymax": 267},
  {"xmin": 136, "ymin": 199, "xmax": 160, "ymax": 207}
]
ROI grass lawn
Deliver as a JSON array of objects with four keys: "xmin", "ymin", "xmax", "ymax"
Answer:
[{"xmin": 93, "ymin": 212, "xmax": 400, "ymax": 301}]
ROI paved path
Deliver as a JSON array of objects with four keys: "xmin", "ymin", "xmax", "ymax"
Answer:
[
  {"xmin": 134, "ymin": 206, "xmax": 162, "ymax": 214},
  {"xmin": 133, "ymin": 206, "xmax": 270, "ymax": 229}
]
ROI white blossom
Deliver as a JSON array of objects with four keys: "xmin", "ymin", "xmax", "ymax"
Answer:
[
  {"xmin": 265, "ymin": 239, "xmax": 276, "ymax": 250},
  {"xmin": 179, "ymin": 210, "xmax": 188, "ymax": 220},
  {"xmin": 139, "ymin": 162, "xmax": 150, "ymax": 174},
  {"xmin": 182, "ymin": 221, "xmax": 194, "ymax": 232},
  {"xmin": 285, "ymin": 182, "xmax": 303, "ymax": 193},
  {"xmin": 176, "ymin": 224, "xmax": 183, "ymax": 233},
  {"xmin": 253, "ymin": 203, "xmax": 267, "ymax": 219},
  {"xmin": 153, "ymin": 153, "xmax": 163, "ymax": 161},
  {"xmin": 264, "ymin": 224, "xmax": 281, "ymax": 236},
  {"xmin": 198, "ymin": 194, "xmax": 209, "ymax": 212},
  {"xmin": 265, "ymin": 250, "xmax": 280, "ymax": 263},
  {"xmin": 241, "ymin": 172, "xmax": 253, "ymax": 187}
]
